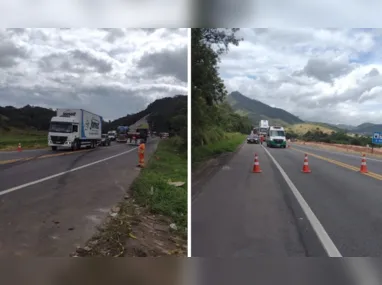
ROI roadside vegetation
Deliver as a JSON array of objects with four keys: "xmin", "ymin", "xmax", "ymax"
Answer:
[
  {"xmin": 192, "ymin": 132, "xmax": 246, "ymax": 168},
  {"xmin": 132, "ymin": 137, "xmax": 187, "ymax": 230},
  {"xmin": 192, "ymin": 28, "xmax": 252, "ymax": 166},
  {"xmin": 287, "ymin": 127, "xmax": 377, "ymax": 148},
  {"xmin": 0, "ymin": 128, "xmax": 47, "ymax": 150}
]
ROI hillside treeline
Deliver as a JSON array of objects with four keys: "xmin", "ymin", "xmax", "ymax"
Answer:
[
  {"xmin": 192, "ymin": 28, "xmax": 252, "ymax": 147},
  {"xmin": 0, "ymin": 96, "xmax": 187, "ymax": 149},
  {"xmin": 104, "ymin": 95, "xmax": 187, "ymax": 146},
  {"xmin": 287, "ymin": 128, "xmax": 376, "ymax": 147}
]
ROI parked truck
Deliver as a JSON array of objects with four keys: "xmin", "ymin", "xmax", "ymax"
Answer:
[
  {"xmin": 116, "ymin": 126, "xmax": 129, "ymax": 143},
  {"xmin": 107, "ymin": 130, "xmax": 117, "ymax": 141},
  {"xmin": 258, "ymin": 120, "xmax": 269, "ymax": 142},
  {"xmin": 48, "ymin": 109, "xmax": 102, "ymax": 151},
  {"xmin": 126, "ymin": 122, "xmax": 149, "ymax": 145}
]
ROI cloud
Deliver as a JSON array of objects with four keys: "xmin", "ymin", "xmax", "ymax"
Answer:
[
  {"xmin": 221, "ymin": 28, "xmax": 382, "ymax": 125},
  {"xmin": 137, "ymin": 46, "xmax": 188, "ymax": 82},
  {"xmin": 0, "ymin": 28, "xmax": 188, "ymax": 121}
]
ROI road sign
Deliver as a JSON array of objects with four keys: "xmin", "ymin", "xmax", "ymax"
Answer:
[{"xmin": 372, "ymin": 132, "xmax": 382, "ymax": 144}]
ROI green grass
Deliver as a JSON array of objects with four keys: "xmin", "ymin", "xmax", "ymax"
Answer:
[
  {"xmin": 131, "ymin": 137, "xmax": 187, "ymax": 232},
  {"xmin": 192, "ymin": 132, "xmax": 246, "ymax": 167},
  {"xmin": 0, "ymin": 128, "xmax": 47, "ymax": 150}
]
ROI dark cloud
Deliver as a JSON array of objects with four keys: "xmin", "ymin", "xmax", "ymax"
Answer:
[
  {"xmin": 300, "ymin": 58, "xmax": 354, "ymax": 83},
  {"xmin": 137, "ymin": 46, "xmax": 187, "ymax": 82},
  {"xmin": 0, "ymin": 41, "xmax": 28, "ymax": 68},
  {"xmin": 104, "ymin": 29, "xmax": 125, "ymax": 43},
  {"xmin": 39, "ymin": 49, "xmax": 112, "ymax": 74}
]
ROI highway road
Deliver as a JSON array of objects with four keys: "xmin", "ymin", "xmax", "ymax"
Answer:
[
  {"xmin": 192, "ymin": 141, "xmax": 382, "ymax": 258},
  {"xmin": 0, "ymin": 139, "xmax": 158, "ymax": 257},
  {"xmin": 198, "ymin": 258, "xmax": 382, "ymax": 285}
]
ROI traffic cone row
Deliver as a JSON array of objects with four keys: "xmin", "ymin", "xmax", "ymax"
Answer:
[
  {"xmin": 250, "ymin": 152, "xmax": 369, "ymax": 175},
  {"xmin": 251, "ymin": 153, "xmax": 312, "ymax": 174}
]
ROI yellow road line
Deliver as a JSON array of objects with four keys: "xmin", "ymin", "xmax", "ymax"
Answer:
[
  {"xmin": 291, "ymin": 147, "xmax": 382, "ymax": 181},
  {"xmin": 0, "ymin": 149, "xmax": 92, "ymax": 165},
  {"xmin": 0, "ymin": 158, "xmax": 25, "ymax": 165}
]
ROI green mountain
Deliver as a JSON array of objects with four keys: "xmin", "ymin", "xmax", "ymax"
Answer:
[
  {"xmin": 0, "ymin": 95, "xmax": 187, "ymax": 135},
  {"xmin": 353, "ymin": 123, "xmax": 382, "ymax": 135},
  {"xmin": 227, "ymin": 91, "xmax": 304, "ymax": 126},
  {"xmin": 104, "ymin": 95, "xmax": 187, "ymax": 134}
]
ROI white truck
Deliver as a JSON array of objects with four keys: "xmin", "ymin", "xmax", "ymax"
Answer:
[
  {"xmin": 107, "ymin": 130, "xmax": 117, "ymax": 141},
  {"xmin": 48, "ymin": 109, "xmax": 102, "ymax": 151},
  {"xmin": 266, "ymin": 126, "xmax": 287, "ymax": 148},
  {"xmin": 258, "ymin": 120, "xmax": 269, "ymax": 142}
]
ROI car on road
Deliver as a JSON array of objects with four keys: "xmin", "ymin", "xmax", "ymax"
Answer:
[
  {"xmin": 99, "ymin": 134, "xmax": 111, "ymax": 146},
  {"xmin": 247, "ymin": 134, "xmax": 259, "ymax": 144}
]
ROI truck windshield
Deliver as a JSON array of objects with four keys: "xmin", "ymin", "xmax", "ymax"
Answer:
[
  {"xmin": 49, "ymin": 122, "xmax": 73, "ymax": 133},
  {"xmin": 260, "ymin": 128, "xmax": 268, "ymax": 133},
  {"xmin": 270, "ymin": 130, "xmax": 285, "ymax": 137}
]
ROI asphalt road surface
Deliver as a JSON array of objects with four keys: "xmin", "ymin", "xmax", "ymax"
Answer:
[
  {"xmin": 0, "ymin": 139, "xmax": 158, "ymax": 257},
  {"xmin": 192, "ymin": 141, "xmax": 382, "ymax": 258},
  {"xmin": 197, "ymin": 258, "xmax": 382, "ymax": 285}
]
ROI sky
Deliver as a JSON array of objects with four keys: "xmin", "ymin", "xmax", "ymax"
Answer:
[
  {"xmin": 0, "ymin": 28, "xmax": 188, "ymax": 121},
  {"xmin": 0, "ymin": 0, "xmax": 381, "ymax": 27},
  {"xmin": 220, "ymin": 28, "xmax": 382, "ymax": 126}
]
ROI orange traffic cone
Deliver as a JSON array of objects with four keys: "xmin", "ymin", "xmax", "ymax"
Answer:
[
  {"xmin": 252, "ymin": 153, "xmax": 262, "ymax": 173},
  {"xmin": 301, "ymin": 154, "xmax": 311, "ymax": 173},
  {"xmin": 17, "ymin": 143, "xmax": 22, "ymax": 152},
  {"xmin": 360, "ymin": 154, "xmax": 368, "ymax": 173}
]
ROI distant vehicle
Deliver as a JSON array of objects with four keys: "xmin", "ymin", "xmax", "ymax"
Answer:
[
  {"xmin": 48, "ymin": 109, "xmax": 102, "ymax": 151},
  {"xmin": 247, "ymin": 133, "xmax": 259, "ymax": 144},
  {"xmin": 100, "ymin": 134, "xmax": 111, "ymax": 146},
  {"xmin": 107, "ymin": 130, "xmax": 117, "ymax": 141},
  {"xmin": 258, "ymin": 120, "xmax": 269, "ymax": 142},
  {"xmin": 127, "ymin": 123, "xmax": 149, "ymax": 145},
  {"xmin": 116, "ymin": 126, "xmax": 129, "ymax": 143},
  {"xmin": 266, "ymin": 126, "xmax": 287, "ymax": 148}
]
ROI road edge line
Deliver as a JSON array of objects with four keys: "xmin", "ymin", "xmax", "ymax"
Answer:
[
  {"xmin": 262, "ymin": 145, "xmax": 342, "ymax": 257},
  {"xmin": 0, "ymin": 147, "xmax": 138, "ymax": 196}
]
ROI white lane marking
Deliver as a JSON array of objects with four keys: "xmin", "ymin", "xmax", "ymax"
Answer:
[
  {"xmin": 293, "ymin": 144, "xmax": 382, "ymax": 163},
  {"xmin": 262, "ymin": 145, "xmax": 342, "ymax": 257},
  {"xmin": 0, "ymin": 147, "xmax": 138, "ymax": 196}
]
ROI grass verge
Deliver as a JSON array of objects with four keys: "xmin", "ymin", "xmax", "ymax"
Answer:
[
  {"xmin": 132, "ymin": 137, "xmax": 187, "ymax": 231},
  {"xmin": 0, "ymin": 129, "xmax": 47, "ymax": 150},
  {"xmin": 74, "ymin": 137, "xmax": 187, "ymax": 257},
  {"xmin": 192, "ymin": 132, "xmax": 246, "ymax": 168}
]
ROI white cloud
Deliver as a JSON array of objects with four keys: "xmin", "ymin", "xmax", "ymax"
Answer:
[
  {"xmin": 220, "ymin": 28, "xmax": 382, "ymax": 125},
  {"xmin": 0, "ymin": 28, "xmax": 188, "ymax": 121}
]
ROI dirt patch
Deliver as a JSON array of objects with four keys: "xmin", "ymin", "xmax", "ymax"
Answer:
[
  {"xmin": 294, "ymin": 141, "xmax": 382, "ymax": 158},
  {"xmin": 71, "ymin": 196, "xmax": 186, "ymax": 257}
]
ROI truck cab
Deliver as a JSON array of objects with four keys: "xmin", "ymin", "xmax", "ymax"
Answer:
[
  {"xmin": 48, "ymin": 116, "xmax": 80, "ymax": 151},
  {"xmin": 266, "ymin": 126, "xmax": 287, "ymax": 148}
]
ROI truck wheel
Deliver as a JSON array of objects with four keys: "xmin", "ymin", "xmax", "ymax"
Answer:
[{"xmin": 51, "ymin": 146, "xmax": 57, "ymax": 151}]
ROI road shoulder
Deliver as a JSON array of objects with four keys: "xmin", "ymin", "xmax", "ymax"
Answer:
[{"xmin": 73, "ymin": 138, "xmax": 187, "ymax": 257}]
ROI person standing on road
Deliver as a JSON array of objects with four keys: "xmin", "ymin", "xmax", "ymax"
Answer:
[{"xmin": 138, "ymin": 142, "xmax": 145, "ymax": 168}]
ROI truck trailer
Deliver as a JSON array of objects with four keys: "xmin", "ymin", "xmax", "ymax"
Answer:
[
  {"xmin": 48, "ymin": 109, "xmax": 102, "ymax": 151},
  {"xmin": 116, "ymin": 126, "xmax": 129, "ymax": 143},
  {"xmin": 126, "ymin": 122, "xmax": 149, "ymax": 145}
]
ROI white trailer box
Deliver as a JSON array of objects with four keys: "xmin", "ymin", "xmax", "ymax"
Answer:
[{"xmin": 48, "ymin": 109, "xmax": 102, "ymax": 151}]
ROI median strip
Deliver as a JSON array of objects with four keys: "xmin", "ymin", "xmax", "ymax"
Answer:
[{"xmin": 291, "ymin": 147, "xmax": 382, "ymax": 181}]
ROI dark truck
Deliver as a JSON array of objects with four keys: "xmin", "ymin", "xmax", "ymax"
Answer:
[{"xmin": 126, "ymin": 123, "xmax": 149, "ymax": 145}]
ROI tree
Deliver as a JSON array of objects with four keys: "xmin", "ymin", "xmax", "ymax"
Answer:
[{"xmin": 192, "ymin": 28, "xmax": 246, "ymax": 146}]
